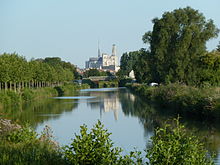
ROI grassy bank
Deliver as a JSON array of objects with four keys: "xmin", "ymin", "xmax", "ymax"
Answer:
[
  {"xmin": 126, "ymin": 83, "xmax": 220, "ymax": 120},
  {"xmin": 0, "ymin": 83, "xmax": 89, "ymax": 112}
]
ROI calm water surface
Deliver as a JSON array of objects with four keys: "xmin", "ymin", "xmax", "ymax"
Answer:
[
  {"xmin": 4, "ymin": 87, "xmax": 220, "ymax": 163},
  {"xmin": 36, "ymin": 87, "xmax": 152, "ymax": 153}
]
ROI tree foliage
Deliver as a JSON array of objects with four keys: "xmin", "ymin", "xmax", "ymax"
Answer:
[
  {"xmin": 130, "ymin": 7, "xmax": 219, "ymax": 85},
  {"xmin": 133, "ymin": 49, "xmax": 151, "ymax": 83},
  {"xmin": 197, "ymin": 51, "xmax": 220, "ymax": 86},
  {"xmin": 0, "ymin": 53, "xmax": 78, "ymax": 90},
  {"xmin": 64, "ymin": 121, "xmax": 124, "ymax": 164},
  {"xmin": 145, "ymin": 7, "xmax": 219, "ymax": 84},
  {"xmin": 120, "ymin": 51, "xmax": 139, "ymax": 77},
  {"xmin": 83, "ymin": 69, "xmax": 110, "ymax": 78}
]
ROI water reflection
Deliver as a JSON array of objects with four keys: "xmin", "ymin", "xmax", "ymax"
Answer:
[
  {"xmin": 3, "ymin": 98, "xmax": 79, "ymax": 128},
  {"xmin": 2, "ymin": 87, "xmax": 220, "ymax": 163},
  {"xmin": 118, "ymin": 89, "xmax": 220, "ymax": 163},
  {"xmin": 84, "ymin": 89, "xmax": 120, "ymax": 120}
]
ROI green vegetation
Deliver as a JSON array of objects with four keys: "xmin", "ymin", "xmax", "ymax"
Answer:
[
  {"xmin": 83, "ymin": 68, "xmax": 112, "ymax": 78},
  {"xmin": 99, "ymin": 81, "xmax": 118, "ymax": 88},
  {"xmin": 126, "ymin": 83, "xmax": 220, "ymax": 120},
  {"xmin": 118, "ymin": 51, "xmax": 139, "ymax": 78},
  {"xmin": 0, "ymin": 83, "xmax": 89, "ymax": 113},
  {"xmin": 0, "ymin": 54, "xmax": 78, "ymax": 91},
  {"xmin": 65, "ymin": 121, "xmax": 130, "ymax": 164},
  {"xmin": 0, "ymin": 119, "xmax": 214, "ymax": 164},
  {"xmin": 118, "ymin": 7, "xmax": 220, "ymax": 122},
  {"xmin": 0, "ymin": 53, "xmax": 89, "ymax": 112},
  {"xmin": 147, "ymin": 118, "xmax": 214, "ymax": 165},
  {"xmin": 0, "ymin": 122, "xmax": 67, "ymax": 165},
  {"xmin": 120, "ymin": 7, "xmax": 220, "ymax": 86}
]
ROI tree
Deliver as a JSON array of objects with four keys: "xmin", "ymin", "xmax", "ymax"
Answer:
[
  {"xmin": 197, "ymin": 51, "xmax": 220, "ymax": 86},
  {"xmin": 120, "ymin": 51, "xmax": 139, "ymax": 77},
  {"xmin": 83, "ymin": 69, "xmax": 101, "ymax": 77},
  {"xmin": 133, "ymin": 49, "xmax": 151, "ymax": 83},
  {"xmin": 143, "ymin": 7, "xmax": 219, "ymax": 85}
]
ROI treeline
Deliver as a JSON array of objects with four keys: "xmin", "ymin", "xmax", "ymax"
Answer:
[
  {"xmin": 119, "ymin": 7, "xmax": 220, "ymax": 86},
  {"xmin": 83, "ymin": 68, "xmax": 112, "ymax": 78},
  {"xmin": 0, "ymin": 53, "xmax": 78, "ymax": 91}
]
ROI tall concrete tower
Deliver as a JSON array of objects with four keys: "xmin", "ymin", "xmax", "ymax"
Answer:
[{"xmin": 112, "ymin": 44, "xmax": 116, "ymax": 56}]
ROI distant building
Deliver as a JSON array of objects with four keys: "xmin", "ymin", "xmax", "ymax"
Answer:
[
  {"xmin": 85, "ymin": 44, "xmax": 120, "ymax": 72},
  {"xmin": 129, "ymin": 70, "xmax": 135, "ymax": 79}
]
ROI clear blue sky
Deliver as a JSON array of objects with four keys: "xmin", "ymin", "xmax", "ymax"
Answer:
[{"xmin": 1, "ymin": 0, "xmax": 220, "ymax": 68}]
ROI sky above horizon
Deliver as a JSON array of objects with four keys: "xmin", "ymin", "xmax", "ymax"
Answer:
[{"xmin": 1, "ymin": 0, "xmax": 220, "ymax": 68}]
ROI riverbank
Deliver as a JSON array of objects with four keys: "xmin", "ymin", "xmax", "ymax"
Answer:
[
  {"xmin": 126, "ymin": 83, "xmax": 220, "ymax": 120},
  {"xmin": 0, "ymin": 83, "xmax": 89, "ymax": 113}
]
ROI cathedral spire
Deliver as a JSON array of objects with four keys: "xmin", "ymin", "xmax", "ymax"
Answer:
[
  {"xmin": 98, "ymin": 41, "xmax": 101, "ymax": 58},
  {"xmin": 112, "ymin": 44, "xmax": 116, "ymax": 56}
]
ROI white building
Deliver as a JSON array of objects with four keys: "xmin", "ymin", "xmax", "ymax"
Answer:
[{"xmin": 85, "ymin": 44, "xmax": 120, "ymax": 72}]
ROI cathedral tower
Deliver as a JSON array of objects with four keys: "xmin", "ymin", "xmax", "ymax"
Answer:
[
  {"xmin": 98, "ymin": 41, "xmax": 101, "ymax": 58},
  {"xmin": 112, "ymin": 44, "xmax": 116, "ymax": 56}
]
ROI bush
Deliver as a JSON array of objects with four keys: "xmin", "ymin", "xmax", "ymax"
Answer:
[
  {"xmin": 64, "ymin": 120, "xmax": 124, "ymax": 164},
  {"xmin": 0, "ymin": 124, "xmax": 66, "ymax": 165},
  {"xmin": 6, "ymin": 125, "xmax": 37, "ymax": 143},
  {"xmin": 146, "ymin": 118, "xmax": 214, "ymax": 165},
  {"xmin": 21, "ymin": 88, "xmax": 34, "ymax": 101},
  {"xmin": 0, "ymin": 91, "xmax": 21, "ymax": 111}
]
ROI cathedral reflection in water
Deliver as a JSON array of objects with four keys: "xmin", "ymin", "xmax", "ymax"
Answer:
[{"xmin": 86, "ymin": 90, "xmax": 120, "ymax": 120}]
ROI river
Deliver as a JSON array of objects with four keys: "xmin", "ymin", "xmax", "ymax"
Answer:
[{"xmin": 4, "ymin": 87, "xmax": 220, "ymax": 163}]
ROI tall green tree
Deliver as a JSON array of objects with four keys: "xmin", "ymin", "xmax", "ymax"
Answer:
[
  {"xmin": 197, "ymin": 51, "xmax": 220, "ymax": 86},
  {"xmin": 143, "ymin": 7, "xmax": 219, "ymax": 85},
  {"xmin": 83, "ymin": 69, "xmax": 101, "ymax": 78},
  {"xmin": 133, "ymin": 49, "xmax": 151, "ymax": 83},
  {"xmin": 120, "ymin": 51, "xmax": 139, "ymax": 77}
]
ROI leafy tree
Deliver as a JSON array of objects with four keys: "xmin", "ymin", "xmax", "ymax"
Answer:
[
  {"xmin": 133, "ymin": 49, "xmax": 151, "ymax": 83},
  {"xmin": 146, "ymin": 118, "xmax": 214, "ymax": 165},
  {"xmin": 143, "ymin": 7, "xmax": 219, "ymax": 85},
  {"xmin": 120, "ymin": 51, "xmax": 139, "ymax": 77},
  {"xmin": 83, "ymin": 69, "xmax": 101, "ymax": 77},
  {"xmin": 0, "ymin": 54, "xmax": 10, "ymax": 84},
  {"xmin": 197, "ymin": 51, "xmax": 220, "ymax": 86},
  {"xmin": 116, "ymin": 69, "xmax": 126, "ymax": 80},
  {"xmin": 0, "ymin": 53, "xmax": 77, "ymax": 90},
  {"xmin": 44, "ymin": 57, "xmax": 62, "ymax": 66},
  {"xmin": 62, "ymin": 61, "xmax": 77, "ymax": 79}
]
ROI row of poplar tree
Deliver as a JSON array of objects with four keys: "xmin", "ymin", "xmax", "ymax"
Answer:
[
  {"xmin": 119, "ymin": 7, "xmax": 220, "ymax": 86},
  {"xmin": 0, "ymin": 53, "xmax": 78, "ymax": 91}
]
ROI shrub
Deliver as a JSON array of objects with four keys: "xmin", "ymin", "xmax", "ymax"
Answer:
[
  {"xmin": 64, "ymin": 120, "xmax": 124, "ymax": 164},
  {"xmin": 0, "ymin": 124, "xmax": 66, "ymax": 165},
  {"xmin": 6, "ymin": 124, "xmax": 37, "ymax": 143},
  {"xmin": 146, "ymin": 118, "xmax": 214, "ymax": 165},
  {"xmin": 21, "ymin": 88, "xmax": 34, "ymax": 101}
]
